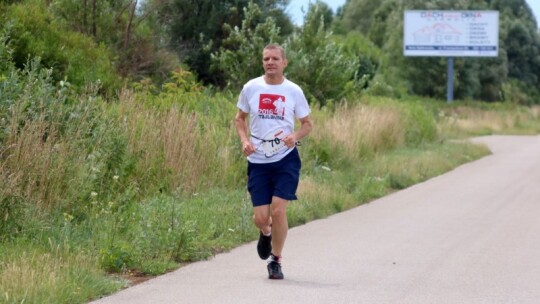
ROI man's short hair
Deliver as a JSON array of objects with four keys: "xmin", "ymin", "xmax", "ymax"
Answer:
[{"xmin": 263, "ymin": 43, "xmax": 286, "ymax": 60}]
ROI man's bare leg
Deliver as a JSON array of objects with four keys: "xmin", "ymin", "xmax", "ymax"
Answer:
[
  {"xmin": 253, "ymin": 204, "xmax": 273, "ymax": 260},
  {"xmin": 253, "ymin": 204, "xmax": 272, "ymax": 235},
  {"xmin": 270, "ymin": 196, "xmax": 288, "ymax": 257}
]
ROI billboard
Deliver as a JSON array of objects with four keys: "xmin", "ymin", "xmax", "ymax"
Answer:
[{"xmin": 404, "ymin": 10, "xmax": 499, "ymax": 57}]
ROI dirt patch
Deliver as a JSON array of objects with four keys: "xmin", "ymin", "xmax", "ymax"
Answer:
[{"xmin": 121, "ymin": 270, "xmax": 156, "ymax": 286}]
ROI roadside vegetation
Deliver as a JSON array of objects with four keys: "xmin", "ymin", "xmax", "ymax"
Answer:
[
  {"xmin": 1, "ymin": 0, "xmax": 540, "ymax": 303},
  {"xmin": 1, "ymin": 55, "xmax": 538, "ymax": 303}
]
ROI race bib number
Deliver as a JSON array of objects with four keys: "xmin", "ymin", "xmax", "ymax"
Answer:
[{"xmin": 257, "ymin": 129, "xmax": 288, "ymax": 158}]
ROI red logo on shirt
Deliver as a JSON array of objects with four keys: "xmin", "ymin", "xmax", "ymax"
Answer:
[{"xmin": 259, "ymin": 94, "xmax": 285, "ymax": 117}]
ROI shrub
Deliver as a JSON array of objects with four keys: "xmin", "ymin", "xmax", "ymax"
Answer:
[
  {"xmin": 284, "ymin": 6, "xmax": 359, "ymax": 106},
  {"xmin": 335, "ymin": 31, "xmax": 382, "ymax": 91},
  {"xmin": 210, "ymin": 2, "xmax": 282, "ymax": 90},
  {"xmin": 400, "ymin": 101, "xmax": 438, "ymax": 145},
  {"xmin": 1, "ymin": 1, "xmax": 120, "ymax": 94},
  {"xmin": 212, "ymin": 2, "xmax": 360, "ymax": 107}
]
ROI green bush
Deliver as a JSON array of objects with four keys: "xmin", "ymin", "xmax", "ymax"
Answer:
[
  {"xmin": 335, "ymin": 31, "xmax": 382, "ymax": 91},
  {"xmin": 210, "ymin": 2, "xmax": 282, "ymax": 90},
  {"xmin": 501, "ymin": 79, "xmax": 538, "ymax": 105},
  {"xmin": 284, "ymin": 6, "xmax": 359, "ymax": 106},
  {"xmin": 1, "ymin": 1, "xmax": 120, "ymax": 94},
  {"xmin": 0, "ymin": 195, "xmax": 26, "ymax": 241},
  {"xmin": 401, "ymin": 101, "xmax": 438, "ymax": 145}
]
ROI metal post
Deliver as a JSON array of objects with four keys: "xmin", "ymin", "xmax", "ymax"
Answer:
[{"xmin": 446, "ymin": 57, "xmax": 454, "ymax": 103}]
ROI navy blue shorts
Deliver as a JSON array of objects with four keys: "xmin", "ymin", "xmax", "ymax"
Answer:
[{"xmin": 247, "ymin": 148, "xmax": 301, "ymax": 207}]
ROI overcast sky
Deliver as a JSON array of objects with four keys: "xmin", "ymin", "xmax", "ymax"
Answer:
[{"xmin": 287, "ymin": 0, "xmax": 540, "ymax": 27}]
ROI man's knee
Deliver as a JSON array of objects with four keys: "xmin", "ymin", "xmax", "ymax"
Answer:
[
  {"xmin": 271, "ymin": 197, "xmax": 288, "ymax": 220},
  {"xmin": 253, "ymin": 206, "xmax": 271, "ymax": 227},
  {"xmin": 253, "ymin": 213, "xmax": 270, "ymax": 226}
]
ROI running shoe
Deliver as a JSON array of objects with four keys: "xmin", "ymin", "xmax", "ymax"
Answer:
[
  {"xmin": 257, "ymin": 231, "xmax": 272, "ymax": 260},
  {"xmin": 267, "ymin": 260, "xmax": 284, "ymax": 280}
]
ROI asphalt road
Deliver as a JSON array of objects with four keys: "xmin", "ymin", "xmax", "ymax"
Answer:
[{"xmin": 90, "ymin": 135, "xmax": 540, "ymax": 304}]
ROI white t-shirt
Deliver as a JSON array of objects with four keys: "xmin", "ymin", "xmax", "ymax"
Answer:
[{"xmin": 237, "ymin": 76, "xmax": 311, "ymax": 164}]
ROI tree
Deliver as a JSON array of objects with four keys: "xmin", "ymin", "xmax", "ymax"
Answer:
[
  {"xmin": 304, "ymin": 0, "xmax": 333, "ymax": 31},
  {"xmin": 50, "ymin": 0, "xmax": 178, "ymax": 81},
  {"xmin": 155, "ymin": 0, "xmax": 293, "ymax": 86},
  {"xmin": 210, "ymin": 2, "xmax": 282, "ymax": 89},
  {"xmin": 367, "ymin": 0, "xmax": 397, "ymax": 48},
  {"xmin": 1, "ymin": 1, "xmax": 120, "ymax": 93},
  {"xmin": 337, "ymin": 0, "xmax": 540, "ymax": 103},
  {"xmin": 212, "ymin": 1, "xmax": 359, "ymax": 106},
  {"xmin": 491, "ymin": 0, "xmax": 540, "ymax": 100},
  {"xmin": 341, "ymin": 0, "xmax": 384, "ymax": 34},
  {"xmin": 500, "ymin": 13, "xmax": 540, "ymax": 87},
  {"xmin": 283, "ymin": 2, "xmax": 359, "ymax": 105}
]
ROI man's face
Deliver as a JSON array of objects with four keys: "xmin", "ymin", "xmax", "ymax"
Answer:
[{"xmin": 262, "ymin": 48, "xmax": 287, "ymax": 78}]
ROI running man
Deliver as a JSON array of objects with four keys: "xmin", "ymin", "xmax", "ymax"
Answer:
[{"xmin": 234, "ymin": 43, "xmax": 313, "ymax": 279}]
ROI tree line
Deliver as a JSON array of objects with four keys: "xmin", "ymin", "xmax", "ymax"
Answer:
[{"xmin": 1, "ymin": 0, "xmax": 539, "ymax": 104}]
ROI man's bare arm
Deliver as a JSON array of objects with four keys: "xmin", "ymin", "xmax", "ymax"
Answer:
[
  {"xmin": 283, "ymin": 115, "xmax": 313, "ymax": 148},
  {"xmin": 234, "ymin": 110, "xmax": 256, "ymax": 156}
]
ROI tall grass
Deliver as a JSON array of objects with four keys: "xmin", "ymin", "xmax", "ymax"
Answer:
[
  {"xmin": 305, "ymin": 97, "xmax": 438, "ymax": 171},
  {"xmin": 115, "ymin": 89, "xmax": 241, "ymax": 193},
  {"xmin": 437, "ymin": 104, "xmax": 540, "ymax": 138},
  {"xmin": 0, "ymin": 243, "xmax": 125, "ymax": 304},
  {"xmin": 1, "ymin": 99, "xmax": 86, "ymax": 209},
  {"xmin": 320, "ymin": 103, "xmax": 405, "ymax": 157}
]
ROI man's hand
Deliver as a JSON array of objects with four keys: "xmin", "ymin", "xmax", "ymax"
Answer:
[
  {"xmin": 286, "ymin": 116, "xmax": 313, "ymax": 148},
  {"xmin": 242, "ymin": 140, "xmax": 256, "ymax": 156},
  {"xmin": 282, "ymin": 134, "xmax": 297, "ymax": 148},
  {"xmin": 235, "ymin": 110, "xmax": 256, "ymax": 156}
]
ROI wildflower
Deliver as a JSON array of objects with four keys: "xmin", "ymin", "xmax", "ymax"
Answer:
[{"xmin": 63, "ymin": 213, "xmax": 74, "ymax": 222}]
